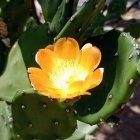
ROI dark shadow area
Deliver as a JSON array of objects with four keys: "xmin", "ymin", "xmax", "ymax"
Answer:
[{"xmin": 74, "ymin": 30, "xmax": 119, "ymax": 116}]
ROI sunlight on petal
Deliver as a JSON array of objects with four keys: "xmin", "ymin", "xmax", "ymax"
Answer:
[
  {"xmin": 54, "ymin": 38, "xmax": 80, "ymax": 59},
  {"xmin": 69, "ymin": 81, "xmax": 84, "ymax": 93},
  {"xmin": 35, "ymin": 48, "xmax": 59, "ymax": 72},
  {"xmin": 28, "ymin": 38, "xmax": 103, "ymax": 101},
  {"xmin": 84, "ymin": 68, "xmax": 104, "ymax": 90},
  {"xmin": 80, "ymin": 43, "xmax": 101, "ymax": 72}
]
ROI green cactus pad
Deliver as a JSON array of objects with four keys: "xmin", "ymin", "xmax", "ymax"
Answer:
[
  {"xmin": 12, "ymin": 91, "xmax": 77, "ymax": 140},
  {"xmin": 0, "ymin": 23, "xmax": 55, "ymax": 102},
  {"xmin": 0, "ymin": 42, "xmax": 31, "ymax": 102},
  {"xmin": 49, "ymin": 0, "xmax": 74, "ymax": 34},
  {"xmin": 74, "ymin": 30, "xmax": 119, "ymax": 116},
  {"xmin": 72, "ymin": 0, "xmax": 79, "ymax": 13},
  {"xmin": 75, "ymin": 31, "xmax": 140, "ymax": 124},
  {"xmin": 55, "ymin": 0, "xmax": 105, "ymax": 43},
  {"xmin": 0, "ymin": 101, "xmax": 13, "ymax": 140},
  {"xmin": 38, "ymin": 0, "xmax": 62, "ymax": 22},
  {"xmin": 65, "ymin": 121, "xmax": 97, "ymax": 140}
]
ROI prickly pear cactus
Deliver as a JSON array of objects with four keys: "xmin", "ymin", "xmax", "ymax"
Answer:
[
  {"xmin": 12, "ymin": 91, "xmax": 77, "ymax": 140},
  {"xmin": 0, "ymin": 0, "xmax": 140, "ymax": 140},
  {"xmin": 75, "ymin": 31, "xmax": 140, "ymax": 124},
  {"xmin": 0, "ymin": 101, "xmax": 12, "ymax": 140}
]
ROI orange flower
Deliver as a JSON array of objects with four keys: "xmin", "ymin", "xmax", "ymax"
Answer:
[{"xmin": 28, "ymin": 38, "xmax": 103, "ymax": 101}]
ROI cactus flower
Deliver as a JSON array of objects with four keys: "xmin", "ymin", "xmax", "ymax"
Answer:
[{"xmin": 28, "ymin": 38, "xmax": 103, "ymax": 101}]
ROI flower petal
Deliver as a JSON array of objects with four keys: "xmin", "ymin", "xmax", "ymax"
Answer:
[
  {"xmin": 41, "ymin": 88, "xmax": 65, "ymax": 99},
  {"xmin": 28, "ymin": 68, "xmax": 52, "ymax": 93},
  {"xmin": 35, "ymin": 48, "xmax": 59, "ymax": 71},
  {"xmin": 79, "ymin": 43, "xmax": 101, "ymax": 72},
  {"xmin": 84, "ymin": 68, "xmax": 104, "ymax": 90},
  {"xmin": 67, "ymin": 80, "xmax": 90, "ymax": 98},
  {"xmin": 28, "ymin": 68, "xmax": 65, "ymax": 99},
  {"xmin": 46, "ymin": 44, "xmax": 54, "ymax": 50},
  {"xmin": 69, "ymin": 81, "xmax": 84, "ymax": 94},
  {"xmin": 28, "ymin": 67, "xmax": 44, "ymax": 75},
  {"xmin": 54, "ymin": 37, "xmax": 80, "ymax": 59},
  {"xmin": 28, "ymin": 72, "xmax": 62, "ymax": 98},
  {"xmin": 28, "ymin": 73, "xmax": 49, "ymax": 91},
  {"xmin": 68, "ymin": 91, "xmax": 91, "ymax": 99},
  {"xmin": 28, "ymin": 38, "xmax": 103, "ymax": 101}
]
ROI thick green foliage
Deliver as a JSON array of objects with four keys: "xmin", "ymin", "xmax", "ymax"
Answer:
[
  {"xmin": 75, "ymin": 30, "xmax": 119, "ymax": 115},
  {"xmin": 0, "ymin": 0, "xmax": 140, "ymax": 139},
  {"xmin": 49, "ymin": 0, "xmax": 75, "ymax": 34},
  {"xmin": 76, "ymin": 31, "xmax": 140, "ymax": 124},
  {"xmin": 38, "ymin": 0, "xmax": 62, "ymax": 22},
  {"xmin": 55, "ymin": 0, "xmax": 106, "ymax": 43},
  {"xmin": 78, "ymin": 14, "xmax": 106, "ymax": 43},
  {"xmin": 0, "ymin": 23, "xmax": 54, "ymax": 102}
]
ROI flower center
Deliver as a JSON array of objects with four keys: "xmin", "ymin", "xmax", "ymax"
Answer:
[{"xmin": 49, "ymin": 60, "xmax": 87, "ymax": 92}]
